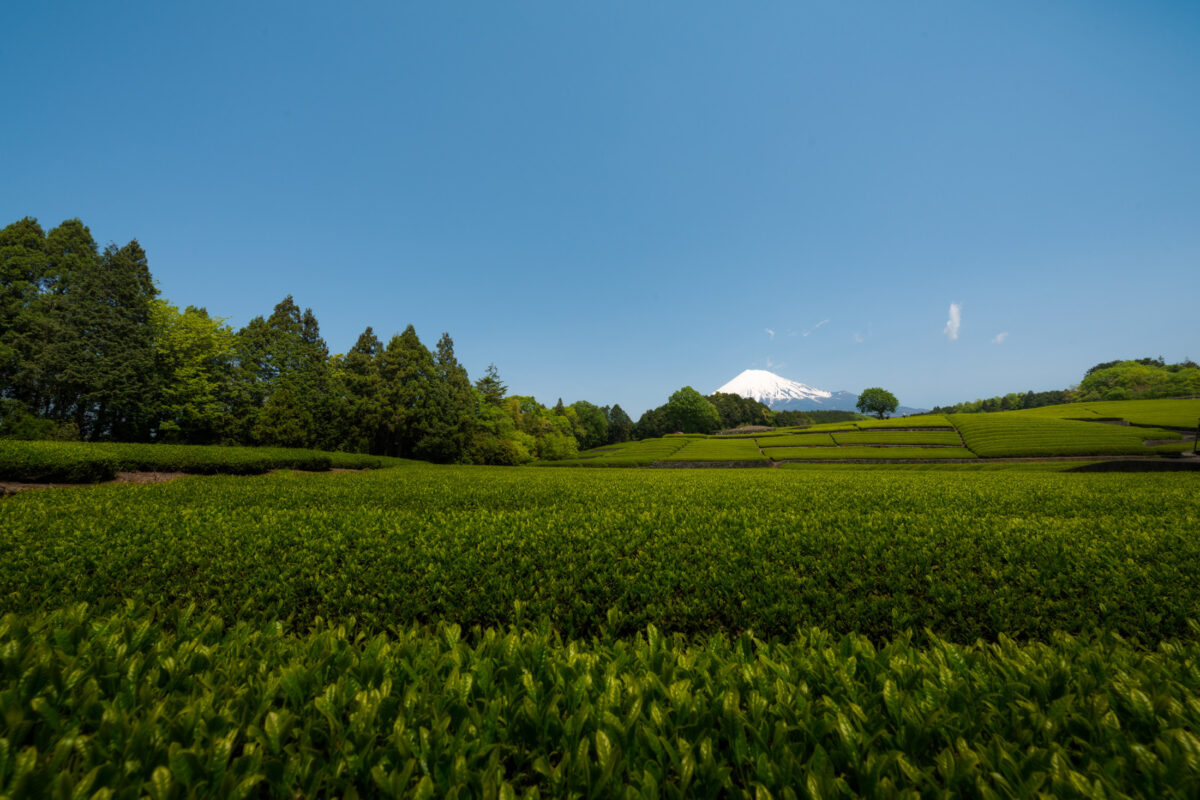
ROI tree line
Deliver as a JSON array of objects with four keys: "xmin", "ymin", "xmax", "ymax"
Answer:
[
  {"xmin": 1, "ymin": 217, "xmax": 861, "ymax": 459},
  {"xmin": 0, "ymin": 217, "xmax": 654, "ymax": 462}
]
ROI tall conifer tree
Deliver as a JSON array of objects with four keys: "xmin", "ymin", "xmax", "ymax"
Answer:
[
  {"xmin": 377, "ymin": 325, "xmax": 436, "ymax": 458},
  {"xmin": 0, "ymin": 218, "xmax": 49, "ymax": 413}
]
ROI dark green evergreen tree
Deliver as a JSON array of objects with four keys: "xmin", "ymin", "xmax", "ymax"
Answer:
[
  {"xmin": 337, "ymin": 326, "xmax": 386, "ymax": 453},
  {"xmin": 474, "ymin": 363, "xmax": 507, "ymax": 406},
  {"xmin": 0, "ymin": 218, "xmax": 49, "ymax": 421},
  {"xmin": 87, "ymin": 240, "xmax": 159, "ymax": 440},
  {"xmin": 418, "ymin": 332, "xmax": 476, "ymax": 463},
  {"xmin": 234, "ymin": 296, "xmax": 335, "ymax": 448},
  {"xmin": 377, "ymin": 325, "xmax": 438, "ymax": 458},
  {"xmin": 33, "ymin": 219, "xmax": 102, "ymax": 430},
  {"xmin": 606, "ymin": 404, "xmax": 633, "ymax": 444},
  {"xmin": 32, "ymin": 225, "xmax": 158, "ymax": 439}
]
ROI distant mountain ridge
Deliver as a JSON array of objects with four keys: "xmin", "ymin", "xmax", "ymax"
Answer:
[{"xmin": 714, "ymin": 369, "xmax": 927, "ymax": 416}]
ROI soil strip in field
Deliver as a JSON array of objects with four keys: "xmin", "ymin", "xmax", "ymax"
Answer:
[{"xmin": 0, "ymin": 467, "xmax": 369, "ymax": 496}]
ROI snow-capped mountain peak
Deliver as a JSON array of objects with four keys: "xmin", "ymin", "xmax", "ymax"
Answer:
[{"xmin": 714, "ymin": 369, "xmax": 833, "ymax": 405}]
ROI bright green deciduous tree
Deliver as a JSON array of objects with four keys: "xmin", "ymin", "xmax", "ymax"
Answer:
[
  {"xmin": 569, "ymin": 400, "xmax": 609, "ymax": 450},
  {"xmin": 151, "ymin": 300, "xmax": 236, "ymax": 443},
  {"xmin": 856, "ymin": 387, "xmax": 898, "ymax": 419},
  {"xmin": 664, "ymin": 386, "xmax": 722, "ymax": 434}
]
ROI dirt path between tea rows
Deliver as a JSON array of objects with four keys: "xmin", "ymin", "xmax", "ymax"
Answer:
[{"xmin": 0, "ymin": 468, "xmax": 367, "ymax": 497}]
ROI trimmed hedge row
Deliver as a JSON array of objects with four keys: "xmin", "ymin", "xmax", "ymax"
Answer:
[{"xmin": 0, "ymin": 440, "xmax": 410, "ymax": 483}]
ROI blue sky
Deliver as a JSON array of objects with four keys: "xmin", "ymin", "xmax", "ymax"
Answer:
[{"xmin": 3, "ymin": 2, "xmax": 1198, "ymax": 415}]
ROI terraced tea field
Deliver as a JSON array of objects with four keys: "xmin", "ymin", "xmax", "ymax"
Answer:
[
  {"xmin": 560, "ymin": 398, "xmax": 1199, "ymax": 466},
  {"xmin": 829, "ymin": 430, "xmax": 964, "ymax": 446},
  {"xmin": 661, "ymin": 437, "xmax": 768, "ymax": 461},
  {"xmin": 848, "ymin": 414, "xmax": 953, "ymax": 428},
  {"xmin": 1015, "ymin": 398, "xmax": 1200, "ymax": 428},
  {"xmin": 764, "ymin": 445, "xmax": 978, "ymax": 460},
  {"xmin": 951, "ymin": 414, "xmax": 1189, "ymax": 458}
]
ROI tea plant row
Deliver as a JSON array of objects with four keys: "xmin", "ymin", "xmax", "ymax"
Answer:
[
  {"xmin": 3, "ymin": 467, "xmax": 1198, "ymax": 643},
  {"xmin": 3, "ymin": 603, "xmax": 1199, "ymax": 799}
]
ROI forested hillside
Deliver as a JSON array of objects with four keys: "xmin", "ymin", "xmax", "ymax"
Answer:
[{"xmin": 932, "ymin": 357, "xmax": 1199, "ymax": 414}]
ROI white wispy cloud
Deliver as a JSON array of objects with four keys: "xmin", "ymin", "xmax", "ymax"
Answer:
[
  {"xmin": 766, "ymin": 356, "xmax": 784, "ymax": 370},
  {"xmin": 992, "ymin": 331, "xmax": 1009, "ymax": 344},
  {"xmin": 802, "ymin": 319, "xmax": 829, "ymax": 337},
  {"xmin": 944, "ymin": 303, "xmax": 962, "ymax": 341},
  {"xmin": 765, "ymin": 328, "xmax": 775, "ymax": 340},
  {"xmin": 852, "ymin": 332, "xmax": 864, "ymax": 344}
]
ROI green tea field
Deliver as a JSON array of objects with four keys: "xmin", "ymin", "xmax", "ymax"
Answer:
[{"xmin": 2, "ymin": 456, "xmax": 1199, "ymax": 796}]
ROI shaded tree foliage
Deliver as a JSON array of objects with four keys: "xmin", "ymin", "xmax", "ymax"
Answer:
[
  {"xmin": 0, "ymin": 219, "xmax": 159, "ymax": 440},
  {"xmin": 707, "ymin": 392, "xmax": 772, "ymax": 430},
  {"xmin": 606, "ymin": 404, "xmax": 633, "ymax": 444}
]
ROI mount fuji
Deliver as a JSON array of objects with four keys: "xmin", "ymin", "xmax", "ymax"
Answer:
[
  {"xmin": 713, "ymin": 369, "xmax": 928, "ymax": 415},
  {"xmin": 714, "ymin": 369, "xmax": 859, "ymax": 411}
]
